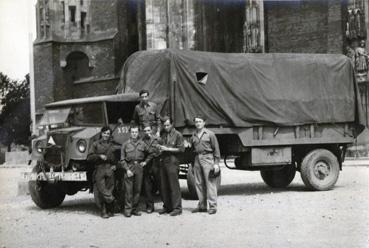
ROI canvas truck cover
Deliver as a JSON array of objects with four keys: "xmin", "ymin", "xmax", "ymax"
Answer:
[{"xmin": 117, "ymin": 49, "xmax": 366, "ymax": 130}]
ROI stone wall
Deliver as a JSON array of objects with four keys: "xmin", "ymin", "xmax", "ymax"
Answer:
[
  {"xmin": 33, "ymin": 0, "xmax": 134, "ymax": 114},
  {"xmin": 265, "ymin": 0, "xmax": 345, "ymax": 53},
  {"xmin": 33, "ymin": 42, "xmax": 55, "ymax": 114}
]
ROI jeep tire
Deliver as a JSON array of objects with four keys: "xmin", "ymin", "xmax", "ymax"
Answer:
[{"xmin": 29, "ymin": 167, "xmax": 66, "ymax": 209}]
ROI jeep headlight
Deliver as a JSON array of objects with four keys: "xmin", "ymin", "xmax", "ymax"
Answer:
[
  {"xmin": 77, "ymin": 139, "xmax": 87, "ymax": 153},
  {"xmin": 35, "ymin": 141, "xmax": 43, "ymax": 153}
]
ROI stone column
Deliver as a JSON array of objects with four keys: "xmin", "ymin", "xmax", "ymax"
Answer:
[
  {"xmin": 64, "ymin": 1, "xmax": 70, "ymax": 38},
  {"xmin": 76, "ymin": 1, "xmax": 81, "ymax": 36},
  {"xmin": 327, "ymin": 0, "xmax": 344, "ymax": 54},
  {"xmin": 365, "ymin": 0, "xmax": 369, "ymax": 48}
]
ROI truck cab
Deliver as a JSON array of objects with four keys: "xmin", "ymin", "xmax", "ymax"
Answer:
[{"xmin": 25, "ymin": 93, "xmax": 139, "ymax": 209}]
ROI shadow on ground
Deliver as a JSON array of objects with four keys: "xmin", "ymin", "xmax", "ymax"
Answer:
[
  {"xmin": 27, "ymin": 197, "xmax": 100, "ymax": 216},
  {"xmin": 181, "ymin": 182, "xmax": 309, "ymax": 200}
]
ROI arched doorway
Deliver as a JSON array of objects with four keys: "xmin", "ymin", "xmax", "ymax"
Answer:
[
  {"xmin": 59, "ymin": 51, "xmax": 92, "ymax": 100},
  {"xmin": 64, "ymin": 51, "xmax": 91, "ymax": 82}
]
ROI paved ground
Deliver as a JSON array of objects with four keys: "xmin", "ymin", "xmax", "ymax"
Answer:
[{"xmin": 0, "ymin": 164, "xmax": 368, "ymax": 248}]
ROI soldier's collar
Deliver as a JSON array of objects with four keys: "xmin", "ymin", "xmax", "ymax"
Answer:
[
  {"xmin": 130, "ymin": 138, "xmax": 140, "ymax": 144},
  {"xmin": 168, "ymin": 127, "xmax": 176, "ymax": 136},
  {"xmin": 140, "ymin": 101, "xmax": 150, "ymax": 107}
]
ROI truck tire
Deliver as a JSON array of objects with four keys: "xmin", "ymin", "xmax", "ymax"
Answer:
[
  {"xmin": 186, "ymin": 165, "xmax": 221, "ymax": 200},
  {"xmin": 260, "ymin": 165, "xmax": 296, "ymax": 188},
  {"xmin": 300, "ymin": 149, "xmax": 339, "ymax": 191},
  {"xmin": 28, "ymin": 167, "xmax": 66, "ymax": 209}
]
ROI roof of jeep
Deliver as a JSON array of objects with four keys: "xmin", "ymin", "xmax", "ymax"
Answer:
[{"xmin": 45, "ymin": 93, "xmax": 140, "ymax": 108}]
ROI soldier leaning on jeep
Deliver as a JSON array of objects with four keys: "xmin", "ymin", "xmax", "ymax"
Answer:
[{"xmin": 87, "ymin": 126, "xmax": 118, "ymax": 219}]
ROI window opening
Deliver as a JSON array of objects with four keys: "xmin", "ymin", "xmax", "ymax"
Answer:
[
  {"xmin": 69, "ymin": 6, "xmax": 76, "ymax": 23},
  {"xmin": 196, "ymin": 72, "xmax": 208, "ymax": 85}
]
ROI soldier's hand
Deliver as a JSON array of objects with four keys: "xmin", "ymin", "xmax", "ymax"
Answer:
[
  {"xmin": 111, "ymin": 165, "xmax": 116, "ymax": 171},
  {"xmin": 158, "ymin": 145, "xmax": 168, "ymax": 151},
  {"xmin": 140, "ymin": 161, "xmax": 147, "ymax": 167},
  {"xmin": 126, "ymin": 169, "xmax": 134, "ymax": 177},
  {"xmin": 183, "ymin": 139, "xmax": 191, "ymax": 148},
  {"xmin": 156, "ymin": 131, "xmax": 160, "ymax": 137},
  {"xmin": 214, "ymin": 164, "xmax": 220, "ymax": 173},
  {"xmin": 100, "ymin": 154, "xmax": 107, "ymax": 160}
]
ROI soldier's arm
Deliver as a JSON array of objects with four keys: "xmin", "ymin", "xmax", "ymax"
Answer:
[
  {"xmin": 87, "ymin": 142, "xmax": 100, "ymax": 162},
  {"xmin": 210, "ymin": 133, "xmax": 221, "ymax": 165},
  {"xmin": 107, "ymin": 144, "xmax": 119, "ymax": 164},
  {"xmin": 165, "ymin": 132, "xmax": 184, "ymax": 153},
  {"xmin": 144, "ymin": 144, "xmax": 154, "ymax": 164},
  {"xmin": 119, "ymin": 144, "xmax": 129, "ymax": 170}
]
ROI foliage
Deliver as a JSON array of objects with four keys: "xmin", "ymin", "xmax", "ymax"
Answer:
[{"xmin": 0, "ymin": 72, "xmax": 31, "ymax": 150}]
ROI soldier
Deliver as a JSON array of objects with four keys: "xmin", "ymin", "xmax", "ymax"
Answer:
[
  {"xmin": 87, "ymin": 126, "xmax": 117, "ymax": 218},
  {"xmin": 131, "ymin": 89, "xmax": 161, "ymax": 137},
  {"xmin": 190, "ymin": 115, "xmax": 220, "ymax": 215},
  {"xmin": 120, "ymin": 126, "xmax": 152, "ymax": 217},
  {"xmin": 157, "ymin": 116, "xmax": 184, "ymax": 216},
  {"xmin": 142, "ymin": 124, "xmax": 162, "ymax": 213}
]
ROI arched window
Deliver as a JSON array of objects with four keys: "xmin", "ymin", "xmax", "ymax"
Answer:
[{"xmin": 63, "ymin": 51, "xmax": 91, "ymax": 82}]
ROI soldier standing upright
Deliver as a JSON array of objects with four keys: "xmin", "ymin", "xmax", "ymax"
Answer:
[
  {"xmin": 157, "ymin": 116, "xmax": 184, "ymax": 216},
  {"xmin": 120, "ymin": 126, "xmax": 152, "ymax": 217},
  {"xmin": 87, "ymin": 126, "xmax": 117, "ymax": 218},
  {"xmin": 131, "ymin": 89, "xmax": 161, "ymax": 137},
  {"xmin": 142, "ymin": 124, "xmax": 162, "ymax": 213},
  {"xmin": 190, "ymin": 115, "xmax": 220, "ymax": 215}
]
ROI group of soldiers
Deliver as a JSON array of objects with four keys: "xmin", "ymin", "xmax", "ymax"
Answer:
[{"xmin": 87, "ymin": 90, "xmax": 221, "ymax": 218}]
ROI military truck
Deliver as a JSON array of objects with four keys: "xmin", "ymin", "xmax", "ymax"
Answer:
[
  {"xmin": 25, "ymin": 49, "xmax": 367, "ymax": 208},
  {"xmin": 117, "ymin": 49, "xmax": 367, "ymax": 195}
]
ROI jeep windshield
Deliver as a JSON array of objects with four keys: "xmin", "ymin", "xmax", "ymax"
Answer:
[
  {"xmin": 39, "ymin": 108, "xmax": 71, "ymax": 127},
  {"xmin": 42, "ymin": 102, "xmax": 105, "ymax": 127},
  {"xmin": 69, "ymin": 103, "xmax": 105, "ymax": 126}
]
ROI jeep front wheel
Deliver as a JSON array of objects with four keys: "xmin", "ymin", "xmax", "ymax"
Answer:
[
  {"xmin": 28, "ymin": 166, "xmax": 66, "ymax": 209},
  {"xmin": 300, "ymin": 149, "xmax": 340, "ymax": 191}
]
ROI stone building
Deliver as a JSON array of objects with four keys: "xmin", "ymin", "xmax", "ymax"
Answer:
[
  {"xmin": 33, "ymin": 0, "xmax": 145, "ymax": 118},
  {"xmin": 33, "ymin": 0, "xmax": 369, "ymax": 122}
]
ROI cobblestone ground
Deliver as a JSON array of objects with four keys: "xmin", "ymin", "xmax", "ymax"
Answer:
[{"xmin": 0, "ymin": 164, "xmax": 368, "ymax": 248}]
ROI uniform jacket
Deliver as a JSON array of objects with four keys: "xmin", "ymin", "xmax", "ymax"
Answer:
[
  {"xmin": 120, "ymin": 138, "xmax": 152, "ymax": 172},
  {"xmin": 191, "ymin": 128, "xmax": 220, "ymax": 164},
  {"xmin": 160, "ymin": 127, "xmax": 185, "ymax": 156},
  {"xmin": 131, "ymin": 101, "xmax": 161, "ymax": 129},
  {"xmin": 87, "ymin": 139, "xmax": 118, "ymax": 166},
  {"xmin": 142, "ymin": 135, "xmax": 161, "ymax": 158}
]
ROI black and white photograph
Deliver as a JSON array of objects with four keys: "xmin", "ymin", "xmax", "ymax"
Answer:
[{"xmin": 0, "ymin": 0, "xmax": 369, "ymax": 247}]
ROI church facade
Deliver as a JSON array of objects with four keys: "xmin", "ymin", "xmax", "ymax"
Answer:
[{"xmin": 33, "ymin": 0, "xmax": 369, "ymax": 120}]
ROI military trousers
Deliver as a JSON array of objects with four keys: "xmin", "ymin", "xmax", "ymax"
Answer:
[
  {"xmin": 143, "ymin": 157, "xmax": 160, "ymax": 208},
  {"xmin": 94, "ymin": 164, "xmax": 115, "ymax": 204},
  {"xmin": 124, "ymin": 164, "xmax": 143, "ymax": 213},
  {"xmin": 193, "ymin": 154, "xmax": 217, "ymax": 210},
  {"xmin": 160, "ymin": 155, "xmax": 182, "ymax": 212}
]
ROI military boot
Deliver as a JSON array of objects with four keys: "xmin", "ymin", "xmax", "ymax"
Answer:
[
  {"xmin": 107, "ymin": 202, "xmax": 115, "ymax": 217},
  {"xmin": 101, "ymin": 203, "xmax": 109, "ymax": 218}
]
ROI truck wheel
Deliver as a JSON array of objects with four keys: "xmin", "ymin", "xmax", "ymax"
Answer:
[
  {"xmin": 300, "ymin": 149, "xmax": 339, "ymax": 191},
  {"xmin": 260, "ymin": 165, "xmax": 296, "ymax": 188},
  {"xmin": 28, "ymin": 167, "xmax": 66, "ymax": 209},
  {"xmin": 186, "ymin": 165, "xmax": 221, "ymax": 200}
]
